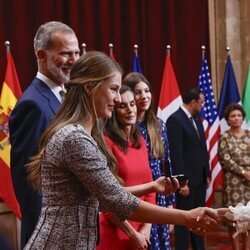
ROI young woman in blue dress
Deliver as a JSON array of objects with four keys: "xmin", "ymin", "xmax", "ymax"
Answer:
[{"xmin": 124, "ymin": 72, "xmax": 175, "ymax": 250}]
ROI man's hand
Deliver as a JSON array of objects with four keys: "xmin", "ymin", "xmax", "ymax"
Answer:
[
  {"xmin": 206, "ymin": 177, "xmax": 211, "ymax": 188},
  {"xmin": 179, "ymin": 184, "xmax": 189, "ymax": 196}
]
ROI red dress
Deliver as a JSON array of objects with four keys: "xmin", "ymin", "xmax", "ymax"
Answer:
[{"xmin": 97, "ymin": 136, "xmax": 155, "ymax": 250}]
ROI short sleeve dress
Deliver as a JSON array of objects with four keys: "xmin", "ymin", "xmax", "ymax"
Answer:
[
  {"xmin": 218, "ymin": 130, "xmax": 250, "ymax": 207},
  {"xmin": 97, "ymin": 136, "xmax": 155, "ymax": 250},
  {"xmin": 24, "ymin": 124, "xmax": 140, "ymax": 250}
]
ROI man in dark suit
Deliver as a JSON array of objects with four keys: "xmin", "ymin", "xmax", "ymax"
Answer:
[
  {"xmin": 166, "ymin": 88, "xmax": 210, "ymax": 250},
  {"xmin": 9, "ymin": 21, "xmax": 80, "ymax": 248}
]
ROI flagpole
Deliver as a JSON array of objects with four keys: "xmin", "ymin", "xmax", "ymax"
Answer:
[
  {"xmin": 134, "ymin": 44, "xmax": 139, "ymax": 57},
  {"xmin": 5, "ymin": 40, "xmax": 10, "ymax": 53},
  {"xmin": 201, "ymin": 45, "xmax": 206, "ymax": 60},
  {"xmin": 81, "ymin": 43, "xmax": 87, "ymax": 55},
  {"xmin": 109, "ymin": 43, "xmax": 113, "ymax": 56},
  {"xmin": 166, "ymin": 45, "xmax": 171, "ymax": 57}
]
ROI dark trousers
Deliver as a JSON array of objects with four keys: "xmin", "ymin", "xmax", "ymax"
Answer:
[{"xmin": 174, "ymin": 183, "xmax": 206, "ymax": 250}]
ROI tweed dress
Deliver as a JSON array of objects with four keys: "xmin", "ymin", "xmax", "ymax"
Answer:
[
  {"xmin": 218, "ymin": 130, "xmax": 250, "ymax": 207},
  {"xmin": 24, "ymin": 124, "xmax": 140, "ymax": 250}
]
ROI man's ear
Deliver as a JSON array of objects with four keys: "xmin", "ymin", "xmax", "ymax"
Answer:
[
  {"xmin": 190, "ymin": 99, "xmax": 196, "ymax": 106},
  {"xmin": 36, "ymin": 49, "xmax": 47, "ymax": 63}
]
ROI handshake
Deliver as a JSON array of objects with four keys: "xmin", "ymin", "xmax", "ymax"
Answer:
[
  {"xmin": 150, "ymin": 176, "xmax": 233, "ymax": 235},
  {"xmin": 127, "ymin": 176, "xmax": 240, "ymax": 235},
  {"xmin": 184, "ymin": 207, "xmax": 230, "ymax": 235}
]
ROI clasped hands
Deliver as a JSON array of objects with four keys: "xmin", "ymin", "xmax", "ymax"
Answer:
[
  {"xmin": 153, "ymin": 177, "xmax": 231, "ymax": 235},
  {"xmin": 187, "ymin": 207, "xmax": 231, "ymax": 235}
]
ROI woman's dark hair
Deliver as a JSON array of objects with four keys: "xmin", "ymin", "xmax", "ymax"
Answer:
[
  {"xmin": 224, "ymin": 103, "xmax": 246, "ymax": 121},
  {"xmin": 104, "ymin": 85, "xmax": 141, "ymax": 153},
  {"xmin": 123, "ymin": 72, "xmax": 164, "ymax": 158},
  {"xmin": 182, "ymin": 88, "xmax": 202, "ymax": 104}
]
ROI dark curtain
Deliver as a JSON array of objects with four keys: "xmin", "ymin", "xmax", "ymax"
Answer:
[{"xmin": 0, "ymin": 0, "xmax": 209, "ymax": 103}]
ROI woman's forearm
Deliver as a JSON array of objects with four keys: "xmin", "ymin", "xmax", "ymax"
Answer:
[
  {"xmin": 108, "ymin": 214, "xmax": 137, "ymax": 238},
  {"xmin": 128, "ymin": 200, "xmax": 219, "ymax": 232},
  {"xmin": 129, "ymin": 200, "xmax": 188, "ymax": 225},
  {"xmin": 125, "ymin": 182, "xmax": 155, "ymax": 197}
]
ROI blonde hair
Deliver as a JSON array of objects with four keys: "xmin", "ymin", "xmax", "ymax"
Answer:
[{"xmin": 28, "ymin": 51, "xmax": 122, "ymax": 190}]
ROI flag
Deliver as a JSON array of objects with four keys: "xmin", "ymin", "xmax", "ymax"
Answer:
[
  {"xmin": 157, "ymin": 53, "xmax": 182, "ymax": 122},
  {"xmin": 0, "ymin": 51, "xmax": 22, "ymax": 218},
  {"xmin": 132, "ymin": 53, "xmax": 142, "ymax": 73},
  {"xmin": 218, "ymin": 55, "xmax": 241, "ymax": 133},
  {"xmin": 243, "ymin": 64, "xmax": 250, "ymax": 128},
  {"xmin": 197, "ymin": 58, "xmax": 222, "ymax": 207},
  {"xmin": 110, "ymin": 50, "xmax": 115, "ymax": 60}
]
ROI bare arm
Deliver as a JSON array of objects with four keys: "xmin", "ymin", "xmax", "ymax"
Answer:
[
  {"xmin": 128, "ymin": 200, "xmax": 219, "ymax": 231},
  {"xmin": 107, "ymin": 214, "xmax": 149, "ymax": 249},
  {"xmin": 125, "ymin": 176, "xmax": 179, "ymax": 196}
]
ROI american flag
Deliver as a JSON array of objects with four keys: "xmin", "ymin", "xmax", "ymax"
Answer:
[{"xmin": 198, "ymin": 58, "xmax": 222, "ymax": 206}]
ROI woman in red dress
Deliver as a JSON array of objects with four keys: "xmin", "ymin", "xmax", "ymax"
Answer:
[{"xmin": 97, "ymin": 85, "xmax": 155, "ymax": 250}]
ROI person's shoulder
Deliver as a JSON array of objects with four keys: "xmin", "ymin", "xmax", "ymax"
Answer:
[
  {"xmin": 15, "ymin": 78, "xmax": 54, "ymax": 111},
  {"xmin": 59, "ymin": 124, "xmax": 89, "ymax": 138},
  {"xmin": 55, "ymin": 124, "xmax": 94, "ymax": 146},
  {"xmin": 16, "ymin": 78, "xmax": 43, "ymax": 102},
  {"xmin": 157, "ymin": 117, "xmax": 164, "ymax": 125},
  {"xmin": 61, "ymin": 125, "xmax": 102, "ymax": 157},
  {"xmin": 166, "ymin": 108, "xmax": 181, "ymax": 122},
  {"xmin": 220, "ymin": 130, "xmax": 230, "ymax": 139},
  {"xmin": 244, "ymin": 129, "xmax": 250, "ymax": 137},
  {"xmin": 157, "ymin": 117, "xmax": 167, "ymax": 130}
]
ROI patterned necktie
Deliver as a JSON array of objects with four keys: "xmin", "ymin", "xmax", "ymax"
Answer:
[{"xmin": 59, "ymin": 89, "xmax": 66, "ymax": 102}]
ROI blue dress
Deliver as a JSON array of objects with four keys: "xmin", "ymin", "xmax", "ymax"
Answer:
[{"xmin": 138, "ymin": 119, "xmax": 175, "ymax": 250}]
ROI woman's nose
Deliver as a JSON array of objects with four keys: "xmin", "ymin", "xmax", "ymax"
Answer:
[{"xmin": 114, "ymin": 93, "xmax": 121, "ymax": 104}]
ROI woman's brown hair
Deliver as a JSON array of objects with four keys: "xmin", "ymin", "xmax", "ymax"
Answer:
[
  {"xmin": 123, "ymin": 72, "xmax": 164, "ymax": 158},
  {"xmin": 104, "ymin": 85, "xmax": 141, "ymax": 153},
  {"xmin": 224, "ymin": 103, "xmax": 246, "ymax": 124}
]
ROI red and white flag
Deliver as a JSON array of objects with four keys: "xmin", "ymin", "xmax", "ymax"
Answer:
[{"xmin": 157, "ymin": 53, "xmax": 182, "ymax": 122}]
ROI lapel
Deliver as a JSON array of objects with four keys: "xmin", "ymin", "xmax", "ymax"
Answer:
[
  {"xmin": 33, "ymin": 78, "xmax": 61, "ymax": 114},
  {"xmin": 178, "ymin": 108, "xmax": 201, "ymax": 142},
  {"xmin": 192, "ymin": 116, "xmax": 202, "ymax": 140}
]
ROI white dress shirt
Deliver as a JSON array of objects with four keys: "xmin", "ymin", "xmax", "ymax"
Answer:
[{"xmin": 36, "ymin": 72, "xmax": 65, "ymax": 103}]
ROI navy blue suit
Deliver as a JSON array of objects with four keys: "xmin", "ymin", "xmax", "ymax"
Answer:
[
  {"xmin": 9, "ymin": 78, "xmax": 61, "ymax": 248},
  {"xmin": 166, "ymin": 108, "xmax": 210, "ymax": 250}
]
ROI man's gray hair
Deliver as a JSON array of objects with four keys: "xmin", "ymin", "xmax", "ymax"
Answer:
[{"xmin": 34, "ymin": 21, "xmax": 75, "ymax": 52}]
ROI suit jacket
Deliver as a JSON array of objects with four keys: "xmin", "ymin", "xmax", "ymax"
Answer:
[
  {"xmin": 9, "ymin": 78, "xmax": 61, "ymax": 223},
  {"xmin": 166, "ymin": 108, "xmax": 210, "ymax": 187}
]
